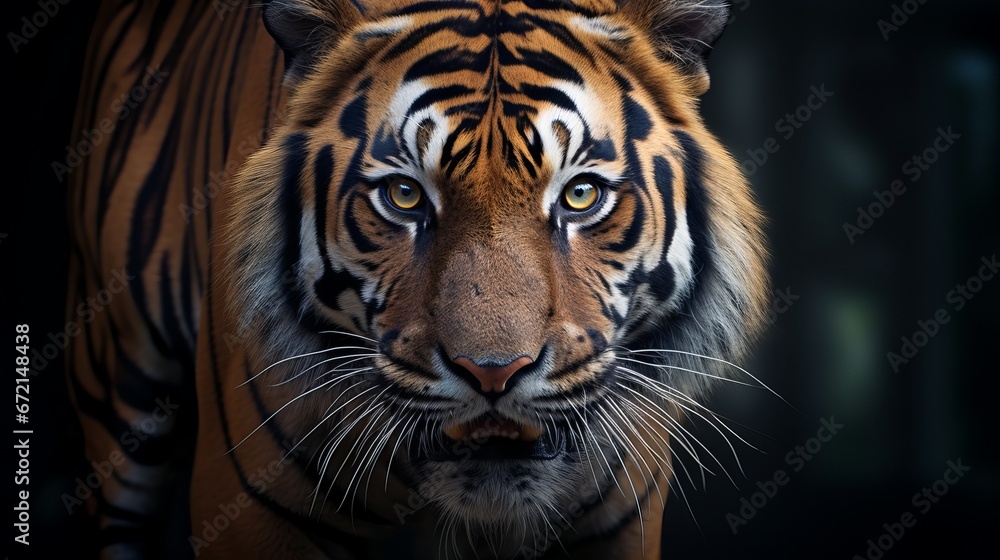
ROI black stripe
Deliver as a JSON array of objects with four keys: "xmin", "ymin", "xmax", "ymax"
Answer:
[
  {"xmin": 410, "ymin": 85, "xmax": 477, "ymax": 114},
  {"xmin": 601, "ymin": 192, "xmax": 644, "ymax": 252},
  {"xmin": 180, "ymin": 236, "xmax": 197, "ymax": 345},
  {"xmin": 445, "ymin": 101, "xmax": 489, "ymax": 117},
  {"xmin": 623, "ymin": 97, "xmax": 652, "ymax": 141},
  {"xmin": 404, "ymin": 47, "xmax": 491, "ymax": 81},
  {"xmin": 278, "ymin": 133, "xmax": 309, "ymax": 314},
  {"xmin": 512, "ymin": 0, "xmax": 610, "ymax": 18},
  {"xmin": 672, "ymin": 130, "xmax": 711, "ymax": 279},
  {"xmin": 578, "ymin": 136, "xmax": 617, "ymax": 164},
  {"xmin": 82, "ymin": 1, "xmax": 141, "ymax": 212},
  {"xmin": 600, "ymin": 258, "xmax": 625, "ymax": 271},
  {"xmin": 381, "ymin": 16, "xmax": 484, "ymax": 62},
  {"xmin": 158, "ymin": 253, "xmax": 195, "ymax": 365},
  {"xmin": 313, "ymin": 144, "xmax": 334, "ymax": 269},
  {"xmin": 97, "ymin": 1, "xmax": 203, "ymax": 238},
  {"xmin": 652, "ymin": 155, "xmax": 676, "ymax": 250},
  {"xmin": 443, "ymin": 141, "xmax": 475, "ymax": 178},
  {"xmin": 567, "ymin": 467, "xmax": 661, "ymax": 548},
  {"xmin": 262, "ymin": 42, "xmax": 281, "ymax": 141},
  {"xmin": 313, "ymin": 267, "xmax": 366, "ymax": 331},
  {"xmin": 338, "ymin": 89, "xmax": 369, "ymax": 144},
  {"xmin": 519, "ymin": 83, "xmax": 577, "ymax": 111},
  {"xmin": 518, "ymin": 117, "xmax": 544, "ymax": 168},
  {"xmin": 518, "ymin": 13, "xmax": 596, "ymax": 64},
  {"xmin": 515, "ymin": 47, "xmax": 583, "ymax": 83},
  {"xmin": 112, "ymin": 346, "xmax": 178, "ymax": 412},
  {"xmin": 388, "ymin": 1, "xmax": 485, "ymax": 17},
  {"xmin": 646, "ymin": 155, "xmax": 679, "ymax": 301},
  {"xmin": 125, "ymin": 117, "xmax": 182, "ymax": 359},
  {"xmin": 137, "ymin": 1, "xmax": 203, "ymax": 121},
  {"xmin": 372, "ymin": 124, "xmax": 401, "ymax": 163},
  {"xmin": 337, "ymin": 85, "xmax": 371, "ymax": 201},
  {"xmin": 440, "ymin": 119, "xmax": 482, "ymax": 178},
  {"xmin": 73, "ymin": 320, "xmax": 183, "ymax": 463},
  {"xmin": 221, "ymin": 10, "xmax": 254, "ymax": 155},
  {"xmin": 344, "ymin": 192, "xmax": 382, "ymax": 253}
]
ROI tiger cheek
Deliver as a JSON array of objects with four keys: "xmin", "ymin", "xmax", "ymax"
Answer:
[
  {"xmin": 577, "ymin": 190, "xmax": 641, "ymax": 323},
  {"xmin": 347, "ymin": 196, "xmax": 387, "ymax": 248}
]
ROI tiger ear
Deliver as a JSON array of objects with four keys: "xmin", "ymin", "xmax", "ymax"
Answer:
[
  {"xmin": 262, "ymin": 0, "xmax": 364, "ymax": 83},
  {"xmin": 621, "ymin": 0, "xmax": 730, "ymax": 94}
]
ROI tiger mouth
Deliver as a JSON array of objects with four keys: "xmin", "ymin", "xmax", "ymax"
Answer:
[
  {"xmin": 428, "ymin": 415, "xmax": 566, "ymax": 461},
  {"xmin": 442, "ymin": 415, "xmax": 543, "ymax": 443}
]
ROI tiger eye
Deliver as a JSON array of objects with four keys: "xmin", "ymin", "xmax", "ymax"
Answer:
[
  {"xmin": 563, "ymin": 180, "xmax": 599, "ymax": 211},
  {"xmin": 388, "ymin": 178, "xmax": 423, "ymax": 210}
]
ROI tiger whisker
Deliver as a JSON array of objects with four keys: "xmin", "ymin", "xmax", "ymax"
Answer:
[
  {"xmin": 613, "ymin": 394, "xmax": 703, "ymax": 530},
  {"xmin": 616, "ymin": 393, "xmax": 705, "ymax": 487},
  {"xmin": 567, "ymin": 405, "xmax": 626, "ymax": 500},
  {"xmin": 602, "ymin": 397, "xmax": 667, "ymax": 510},
  {"xmin": 566, "ymin": 416, "xmax": 603, "ymax": 500},
  {"xmin": 304, "ymin": 386, "xmax": 383, "ymax": 474},
  {"xmin": 616, "ymin": 368, "xmax": 747, "ymax": 483},
  {"xmin": 617, "ymin": 365, "xmax": 760, "ymax": 454},
  {"xmin": 312, "ymin": 388, "xmax": 392, "ymax": 514},
  {"xmin": 230, "ymin": 369, "xmax": 372, "ymax": 453},
  {"xmin": 616, "ymin": 391, "xmax": 715, "ymax": 533},
  {"xmin": 326, "ymin": 392, "xmax": 395, "ymax": 512},
  {"xmin": 533, "ymin": 501, "xmax": 567, "ymax": 556},
  {"xmin": 359, "ymin": 401, "xmax": 408, "ymax": 508},
  {"xmin": 618, "ymin": 347, "xmax": 796, "ymax": 411},
  {"xmin": 308, "ymin": 392, "xmax": 380, "ymax": 500},
  {"xmin": 615, "ymin": 382, "xmax": 714, "ymax": 475},
  {"xmin": 384, "ymin": 402, "xmax": 417, "ymax": 492},
  {"xmin": 237, "ymin": 345, "xmax": 377, "ymax": 388},
  {"xmin": 347, "ymin": 407, "xmax": 399, "ymax": 523},
  {"xmin": 617, "ymin": 356, "xmax": 761, "ymax": 389},
  {"xmin": 281, "ymin": 378, "xmax": 380, "ymax": 464},
  {"xmin": 618, "ymin": 376, "xmax": 740, "ymax": 476},
  {"xmin": 272, "ymin": 353, "xmax": 379, "ymax": 386},
  {"xmin": 591, "ymin": 410, "xmax": 646, "ymax": 548},
  {"xmin": 317, "ymin": 329, "xmax": 379, "ymax": 345}
]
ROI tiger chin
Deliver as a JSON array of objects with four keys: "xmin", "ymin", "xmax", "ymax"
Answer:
[{"xmin": 200, "ymin": 0, "xmax": 769, "ymax": 558}]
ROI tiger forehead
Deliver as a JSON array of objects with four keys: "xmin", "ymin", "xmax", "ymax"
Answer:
[
  {"xmin": 358, "ymin": 4, "xmax": 630, "ymax": 104},
  {"xmin": 353, "ymin": 1, "xmax": 633, "ymax": 179},
  {"xmin": 373, "ymin": 0, "xmax": 621, "ymax": 21}
]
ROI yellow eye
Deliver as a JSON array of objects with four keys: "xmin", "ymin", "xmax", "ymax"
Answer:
[
  {"xmin": 563, "ymin": 179, "xmax": 600, "ymax": 211},
  {"xmin": 388, "ymin": 178, "xmax": 423, "ymax": 210}
]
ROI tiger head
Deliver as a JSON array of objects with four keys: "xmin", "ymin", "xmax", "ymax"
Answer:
[{"xmin": 226, "ymin": 0, "xmax": 768, "ymax": 543}]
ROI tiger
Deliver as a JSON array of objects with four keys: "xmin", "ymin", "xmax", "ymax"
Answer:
[{"xmin": 65, "ymin": 0, "xmax": 768, "ymax": 558}]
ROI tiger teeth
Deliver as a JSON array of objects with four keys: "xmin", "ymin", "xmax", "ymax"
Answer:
[
  {"xmin": 443, "ymin": 423, "xmax": 469, "ymax": 441},
  {"xmin": 519, "ymin": 424, "xmax": 542, "ymax": 442},
  {"xmin": 442, "ymin": 422, "xmax": 540, "ymax": 442}
]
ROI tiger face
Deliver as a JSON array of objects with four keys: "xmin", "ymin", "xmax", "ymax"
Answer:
[{"xmin": 227, "ymin": 0, "xmax": 767, "ymax": 547}]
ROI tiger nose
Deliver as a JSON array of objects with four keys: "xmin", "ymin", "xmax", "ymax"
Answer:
[{"xmin": 452, "ymin": 356, "xmax": 534, "ymax": 393}]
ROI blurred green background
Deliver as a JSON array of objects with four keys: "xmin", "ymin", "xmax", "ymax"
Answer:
[{"xmin": 6, "ymin": 0, "xmax": 998, "ymax": 558}]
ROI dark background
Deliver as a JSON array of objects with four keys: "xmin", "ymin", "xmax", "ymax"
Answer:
[{"xmin": 5, "ymin": 0, "xmax": 998, "ymax": 558}]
